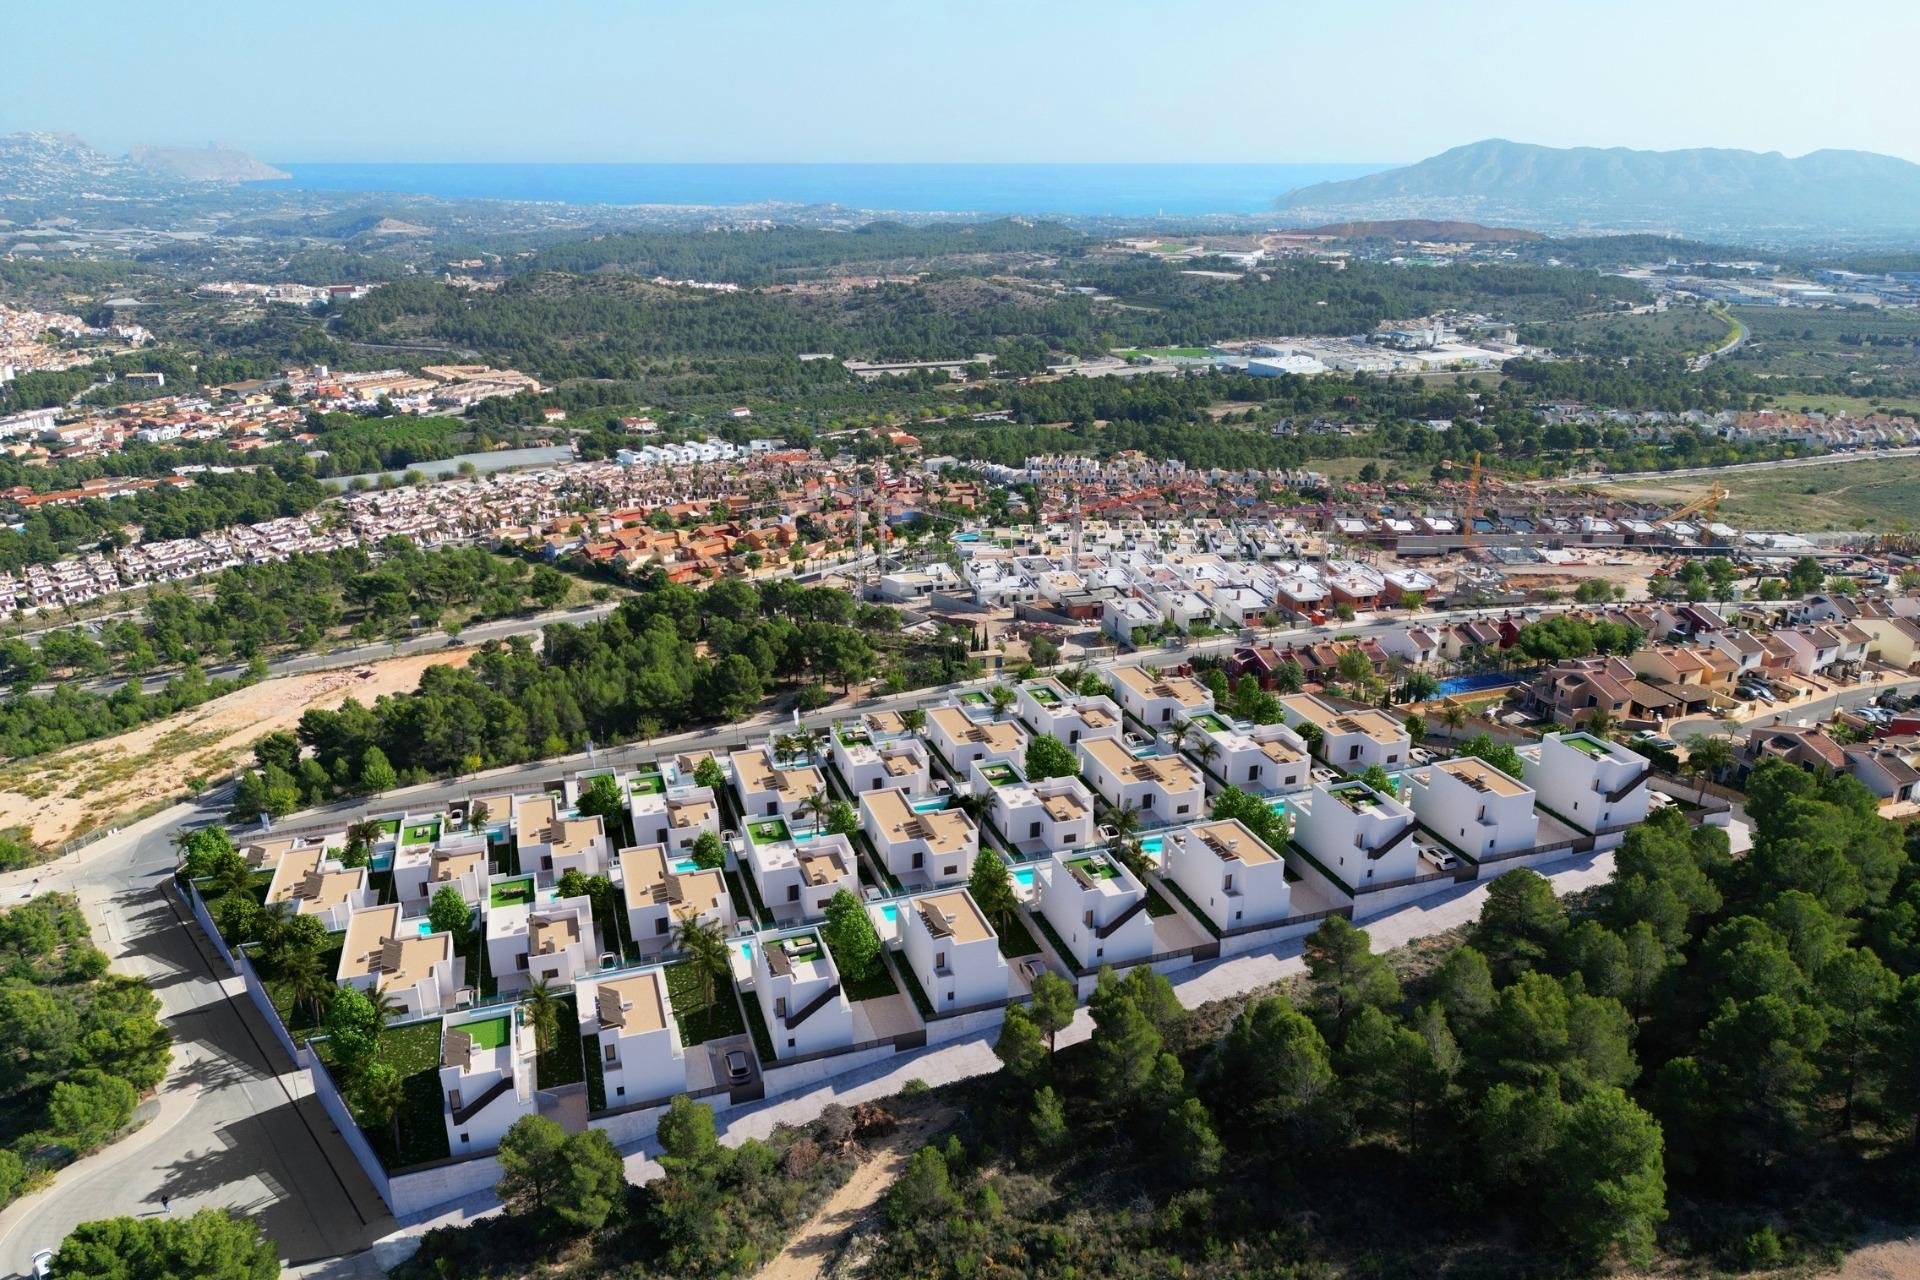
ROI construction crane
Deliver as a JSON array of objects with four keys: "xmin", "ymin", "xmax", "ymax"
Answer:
[
  {"xmin": 1462, "ymin": 451, "xmax": 1482, "ymax": 552},
  {"xmin": 1652, "ymin": 482, "xmax": 1728, "ymax": 529}
]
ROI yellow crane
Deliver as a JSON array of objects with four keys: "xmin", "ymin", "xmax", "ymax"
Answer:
[{"xmin": 1652, "ymin": 481, "xmax": 1728, "ymax": 528}]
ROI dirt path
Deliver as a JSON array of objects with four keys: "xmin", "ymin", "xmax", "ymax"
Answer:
[{"xmin": 757, "ymin": 1108, "xmax": 955, "ymax": 1280}]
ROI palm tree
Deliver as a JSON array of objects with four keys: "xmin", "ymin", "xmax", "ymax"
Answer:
[
  {"xmin": 369, "ymin": 984, "xmax": 407, "ymax": 1037},
  {"xmin": 215, "ymin": 852, "xmax": 256, "ymax": 900},
  {"xmin": 1108, "ymin": 802, "xmax": 1142, "ymax": 855},
  {"xmin": 523, "ymin": 977, "xmax": 559, "ymax": 1055},
  {"xmin": 1584, "ymin": 708, "xmax": 1618, "ymax": 741},
  {"xmin": 1438, "ymin": 702, "xmax": 1469, "ymax": 745},
  {"xmin": 252, "ymin": 900, "xmax": 295, "ymax": 959},
  {"xmin": 772, "ymin": 733, "xmax": 798, "ymax": 767},
  {"xmin": 1170, "ymin": 719, "xmax": 1194, "ymax": 755},
  {"xmin": 988, "ymin": 684, "xmax": 1016, "ymax": 717},
  {"xmin": 281, "ymin": 947, "xmax": 334, "ymax": 1027},
  {"xmin": 1683, "ymin": 733, "xmax": 1735, "ymax": 802},
  {"xmin": 1191, "ymin": 736, "xmax": 1219, "ymax": 772},
  {"xmin": 899, "ymin": 708, "xmax": 926, "ymax": 734},
  {"xmin": 358, "ymin": 1065, "xmax": 405, "ymax": 1153},
  {"xmin": 674, "ymin": 915, "xmax": 731, "ymax": 1010},
  {"xmin": 345, "ymin": 818, "xmax": 384, "ymax": 859},
  {"xmin": 798, "ymin": 789, "xmax": 835, "ymax": 833}
]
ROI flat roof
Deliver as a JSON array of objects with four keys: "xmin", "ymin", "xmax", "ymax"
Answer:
[
  {"xmin": 1111, "ymin": 665, "xmax": 1212, "ymax": 707},
  {"xmin": 1435, "ymin": 756, "xmax": 1528, "ymax": 797},
  {"xmin": 596, "ymin": 971, "xmax": 669, "ymax": 1035},
  {"xmin": 1084, "ymin": 737, "xmax": 1200, "ymax": 789},
  {"xmin": 915, "ymin": 890, "xmax": 993, "ymax": 944},
  {"xmin": 863, "ymin": 788, "xmax": 975, "ymax": 855},
  {"xmin": 1186, "ymin": 818, "xmax": 1279, "ymax": 866}
]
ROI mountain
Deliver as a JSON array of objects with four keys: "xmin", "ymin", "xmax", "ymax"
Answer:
[
  {"xmin": 1275, "ymin": 139, "xmax": 1920, "ymax": 245},
  {"xmin": 128, "ymin": 144, "xmax": 287, "ymax": 183}
]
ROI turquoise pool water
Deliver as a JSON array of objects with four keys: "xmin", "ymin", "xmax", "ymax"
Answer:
[
  {"xmin": 670, "ymin": 857, "xmax": 699, "ymax": 873},
  {"xmin": 1141, "ymin": 835, "xmax": 1164, "ymax": 856},
  {"xmin": 1013, "ymin": 867, "xmax": 1037, "ymax": 888},
  {"xmin": 910, "ymin": 797, "xmax": 951, "ymax": 813},
  {"xmin": 954, "ymin": 532, "xmax": 980, "ymax": 542},
  {"xmin": 414, "ymin": 920, "xmax": 434, "ymax": 936},
  {"xmin": 881, "ymin": 904, "xmax": 899, "ymax": 923},
  {"xmin": 1267, "ymin": 797, "xmax": 1289, "ymax": 815},
  {"xmin": 792, "ymin": 828, "xmax": 819, "ymax": 843},
  {"xmin": 739, "ymin": 941, "xmax": 754, "ymax": 960}
]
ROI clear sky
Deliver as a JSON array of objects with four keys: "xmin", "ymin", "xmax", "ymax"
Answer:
[{"xmin": 7, "ymin": 0, "xmax": 1918, "ymax": 165}]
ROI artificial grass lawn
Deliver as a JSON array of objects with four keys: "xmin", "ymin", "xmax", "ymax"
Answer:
[
  {"xmin": 402, "ymin": 822, "xmax": 441, "ymax": 845},
  {"xmin": 630, "ymin": 773, "xmax": 665, "ymax": 795},
  {"xmin": 1566, "ymin": 735, "xmax": 1610, "ymax": 758},
  {"xmin": 995, "ymin": 911, "xmax": 1041, "ymax": 960},
  {"xmin": 665, "ymin": 959, "xmax": 746, "ymax": 1045},
  {"xmin": 1065, "ymin": 856, "xmax": 1118, "ymax": 880},
  {"xmin": 376, "ymin": 819, "xmax": 400, "ymax": 838},
  {"xmin": 748, "ymin": 818, "xmax": 792, "ymax": 845},
  {"xmin": 460, "ymin": 1015, "xmax": 511, "ymax": 1051},
  {"xmin": 489, "ymin": 877, "xmax": 535, "ymax": 908}
]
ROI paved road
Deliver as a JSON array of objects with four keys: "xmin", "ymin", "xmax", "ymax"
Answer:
[
  {"xmin": 1572, "ymin": 445, "xmax": 1920, "ymax": 488},
  {"xmin": 0, "ymin": 795, "xmax": 395, "ymax": 1278}
]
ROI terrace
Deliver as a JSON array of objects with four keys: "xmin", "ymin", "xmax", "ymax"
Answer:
[
  {"xmin": 401, "ymin": 820, "xmax": 442, "ymax": 846},
  {"xmin": 489, "ymin": 876, "xmax": 535, "ymax": 909},
  {"xmin": 629, "ymin": 772, "xmax": 666, "ymax": 795},
  {"xmin": 1066, "ymin": 854, "xmax": 1120, "ymax": 882},
  {"xmin": 748, "ymin": 817, "xmax": 794, "ymax": 846},
  {"xmin": 1565, "ymin": 734, "xmax": 1611, "ymax": 758},
  {"xmin": 978, "ymin": 760, "xmax": 1019, "ymax": 788}
]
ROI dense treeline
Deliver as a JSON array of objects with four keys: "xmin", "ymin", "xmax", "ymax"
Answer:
[
  {"xmin": 0, "ymin": 466, "xmax": 328, "ymax": 575},
  {"xmin": 858, "ymin": 763, "xmax": 1920, "ymax": 1277},
  {"xmin": 0, "ymin": 894, "xmax": 173, "ymax": 1214},
  {"xmin": 273, "ymin": 577, "xmax": 970, "ymax": 809},
  {"xmin": 524, "ymin": 218, "xmax": 1089, "ymax": 284},
  {"xmin": 2, "ymin": 543, "xmax": 573, "ymax": 684},
  {"xmin": 0, "ymin": 659, "xmax": 262, "ymax": 760}
]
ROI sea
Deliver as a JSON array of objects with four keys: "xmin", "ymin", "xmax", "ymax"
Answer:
[{"xmin": 259, "ymin": 162, "xmax": 1390, "ymax": 217}]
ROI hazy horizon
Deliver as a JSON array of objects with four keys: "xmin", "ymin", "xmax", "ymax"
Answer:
[{"xmin": 7, "ymin": 0, "xmax": 1919, "ymax": 166}]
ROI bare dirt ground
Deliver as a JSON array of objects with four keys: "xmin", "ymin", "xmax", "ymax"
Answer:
[
  {"xmin": 756, "ymin": 1107, "xmax": 956, "ymax": 1280},
  {"xmin": 0, "ymin": 649, "xmax": 474, "ymax": 847},
  {"xmin": 1834, "ymin": 1239, "xmax": 1920, "ymax": 1280}
]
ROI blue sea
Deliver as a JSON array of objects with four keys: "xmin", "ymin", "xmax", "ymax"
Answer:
[{"xmin": 259, "ymin": 162, "xmax": 1390, "ymax": 217}]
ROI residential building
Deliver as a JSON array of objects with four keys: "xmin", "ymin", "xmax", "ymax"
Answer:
[
  {"xmin": 486, "ymin": 890, "xmax": 598, "ymax": 988},
  {"xmin": 831, "ymin": 724, "xmax": 930, "ymax": 796},
  {"xmin": 514, "ymin": 795, "xmax": 612, "ymax": 879},
  {"xmin": 629, "ymin": 783, "xmax": 722, "ymax": 856},
  {"xmin": 1406, "ymin": 756, "xmax": 1539, "ymax": 858},
  {"xmin": 391, "ymin": 831, "xmax": 488, "ymax": 907},
  {"xmin": 739, "ymin": 827, "xmax": 859, "ymax": 923},
  {"xmin": 1292, "ymin": 779, "xmax": 1420, "ymax": 887},
  {"xmin": 860, "ymin": 788, "xmax": 978, "ymax": 886},
  {"xmin": 730, "ymin": 745, "xmax": 826, "ymax": 821},
  {"xmin": 335, "ymin": 904, "xmax": 463, "ymax": 1018},
  {"xmin": 1108, "ymin": 665, "xmax": 1214, "ymax": 727},
  {"xmin": 581, "ymin": 971, "xmax": 687, "ymax": 1107},
  {"xmin": 1163, "ymin": 818, "xmax": 1294, "ymax": 932},
  {"xmin": 1039, "ymin": 848, "xmax": 1156, "ymax": 969},
  {"xmin": 440, "ymin": 1009, "xmax": 537, "ymax": 1154},
  {"xmin": 901, "ymin": 889, "xmax": 1007, "ymax": 1012},
  {"xmin": 754, "ymin": 929, "xmax": 855, "ymax": 1058},
  {"xmin": 1015, "ymin": 678, "xmax": 1123, "ymax": 747},
  {"xmin": 1079, "ymin": 737, "xmax": 1204, "ymax": 825},
  {"xmin": 977, "ymin": 761, "xmax": 1096, "ymax": 855},
  {"xmin": 619, "ymin": 844, "xmax": 734, "ymax": 951},
  {"xmin": 1190, "ymin": 715, "xmax": 1311, "ymax": 794},
  {"xmin": 264, "ymin": 845, "xmax": 373, "ymax": 932},
  {"xmin": 1518, "ymin": 732, "xmax": 1652, "ymax": 836},
  {"xmin": 1279, "ymin": 694, "xmax": 1411, "ymax": 770},
  {"xmin": 925, "ymin": 705, "xmax": 1028, "ymax": 772}
]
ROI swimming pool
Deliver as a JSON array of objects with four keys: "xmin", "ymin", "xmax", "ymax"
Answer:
[
  {"xmin": 954, "ymin": 532, "xmax": 980, "ymax": 542},
  {"xmin": 1013, "ymin": 867, "xmax": 1037, "ymax": 889},
  {"xmin": 1266, "ymin": 797, "xmax": 1289, "ymax": 815},
  {"xmin": 1435, "ymin": 672, "xmax": 1520, "ymax": 697},
  {"xmin": 414, "ymin": 920, "xmax": 435, "ymax": 936},
  {"xmin": 1140, "ymin": 835, "xmax": 1164, "ymax": 856},
  {"xmin": 881, "ymin": 904, "xmax": 899, "ymax": 924},
  {"xmin": 739, "ymin": 941, "xmax": 754, "ymax": 960},
  {"xmin": 670, "ymin": 857, "xmax": 700, "ymax": 874},
  {"xmin": 910, "ymin": 797, "xmax": 951, "ymax": 813}
]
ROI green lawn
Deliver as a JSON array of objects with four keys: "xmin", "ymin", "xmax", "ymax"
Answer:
[
  {"xmin": 316, "ymin": 1018, "xmax": 450, "ymax": 1169},
  {"xmin": 629, "ymin": 773, "xmax": 665, "ymax": 796},
  {"xmin": 664, "ymin": 959, "xmax": 746, "ymax": 1045},
  {"xmin": 460, "ymin": 1015, "xmax": 511, "ymax": 1051},
  {"xmin": 1065, "ymin": 856, "xmax": 1118, "ymax": 880},
  {"xmin": 254, "ymin": 937, "xmax": 345, "ymax": 1042},
  {"xmin": 841, "ymin": 957, "xmax": 898, "ymax": 1003},
  {"xmin": 489, "ymin": 877, "xmax": 535, "ymax": 908},
  {"xmin": 996, "ymin": 911, "xmax": 1041, "ymax": 960},
  {"xmin": 535, "ymin": 995, "xmax": 584, "ymax": 1089},
  {"xmin": 402, "ymin": 822, "xmax": 441, "ymax": 846},
  {"xmin": 748, "ymin": 817, "xmax": 792, "ymax": 845}
]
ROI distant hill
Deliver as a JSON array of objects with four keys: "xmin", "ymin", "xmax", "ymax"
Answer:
[
  {"xmin": 1275, "ymin": 139, "xmax": 1920, "ymax": 245},
  {"xmin": 1291, "ymin": 218, "xmax": 1542, "ymax": 242},
  {"xmin": 128, "ymin": 143, "xmax": 287, "ymax": 183}
]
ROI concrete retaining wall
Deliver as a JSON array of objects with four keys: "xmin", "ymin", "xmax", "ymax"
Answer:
[
  {"xmin": 759, "ymin": 1042, "xmax": 902, "ymax": 1100},
  {"xmin": 1351, "ymin": 875, "xmax": 1458, "ymax": 921},
  {"xmin": 923, "ymin": 1004, "xmax": 1011, "ymax": 1048},
  {"xmin": 387, "ymin": 1153, "xmax": 505, "ymax": 1219},
  {"xmin": 1217, "ymin": 915, "xmax": 1327, "ymax": 957},
  {"xmin": 589, "ymin": 1091, "xmax": 737, "ymax": 1145}
]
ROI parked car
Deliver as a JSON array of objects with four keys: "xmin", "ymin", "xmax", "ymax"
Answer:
[
  {"xmin": 32, "ymin": 1250, "xmax": 53, "ymax": 1280},
  {"xmin": 723, "ymin": 1048, "xmax": 753, "ymax": 1086},
  {"xmin": 1020, "ymin": 957, "xmax": 1051, "ymax": 985}
]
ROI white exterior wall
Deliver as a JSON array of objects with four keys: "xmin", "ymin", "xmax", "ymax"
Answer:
[
  {"xmin": 1293, "ymin": 784, "xmax": 1421, "ymax": 887},
  {"xmin": 754, "ymin": 944, "xmax": 855, "ymax": 1058},
  {"xmin": 1164, "ymin": 825, "xmax": 1294, "ymax": 931},
  {"xmin": 991, "ymin": 776, "xmax": 1097, "ymax": 855},
  {"xmin": 1078, "ymin": 743, "xmax": 1204, "ymax": 825},
  {"xmin": 1038, "ymin": 853, "xmax": 1156, "ymax": 969},
  {"xmin": 900, "ymin": 900, "xmax": 1007, "ymax": 1012},
  {"xmin": 1521, "ymin": 734, "xmax": 1653, "ymax": 833},
  {"xmin": 1408, "ymin": 766, "xmax": 1539, "ymax": 857}
]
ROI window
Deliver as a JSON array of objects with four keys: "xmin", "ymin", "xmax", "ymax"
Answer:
[
  {"xmin": 947, "ymin": 991, "xmax": 955, "ymax": 1002},
  {"xmin": 1161, "ymin": 709, "xmax": 1172, "ymax": 722},
  {"xmin": 1248, "ymin": 766, "xmax": 1259, "ymax": 781},
  {"xmin": 1069, "ymin": 730, "xmax": 1080, "ymax": 743},
  {"xmin": 788, "ymin": 1037, "xmax": 795, "ymax": 1048},
  {"xmin": 516, "ymin": 954, "xmax": 529, "ymax": 970},
  {"xmin": 1142, "ymin": 794, "xmax": 1154, "ymax": 809},
  {"xmin": 1084, "ymin": 910, "xmax": 1094, "ymax": 927},
  {"xmin": 447, "ymin": 1088, "xmax": 462, "ymax": 1110},
  {"xmin": 1029, "ymin": 821, "xmax": 1042, "ymax": 839},
  {"xmin": 616, "ymin": 1085, "xmax": 625, "ymax": 1098},
  {"xmin": 1176, "ymin": 804, "xmax": 1189, "ymax": 815},
  {"xmin": 787, "ymin": 884, "xmax": 800, "ymax": 902},
  {"xmin": 1348, "ymin": 745, "xmax": 1360, "ymax": 761},
  {"xmin": 604, "ymin": 1043, "xmax": 616, "ymax": 1062},
  {"xmin": 871, "ymin": 778, "xmax": 881, "ymax": 789},
  {"xmin": 943, "ymin": 865, "xmax": 955, "ymax": 877},
  {"xmin": 912, "ymin": 851, "xmax": 924, "ymax": 869},
  {"xmin": 461, "ymin": 1133, "xmax": 469, "ymax": 1144},
  {"xmin": 1224, "ymin": 873, "xmax": 1235, "ymax": 892},
  {"xmin": 774, "ymin": 996, "xmax": 787, "ymax": 1017},
  {"xmin": 656, "ymin": 827, "xmax": 668, "ymax": 844},
  {"xmin": 655, "ymin": 918, "xmax": 668, "ymax": 935},
  {"xmin": 1387, "ymin": 753, "xmax": 1399, "ymax": 764},
  {"xmin": 1064, "ymin": 832, "xmax": 1077, "ymax": 844},
  {"xmin": 766, "ymin": 802, "xmax": 777, "ymax": 816}
]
